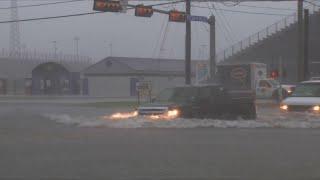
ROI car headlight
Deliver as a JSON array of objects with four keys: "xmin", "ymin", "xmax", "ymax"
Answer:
[
  {"xmin": 167, "ymin": 109, "xmax": 179, "ymax": 118},
  {"xmin": 280, "ymin": 104, "xmax": 288, "ymax": 111},
  {"xmin": 313, "ymin": 105, "xmax": 320, "ymax": 111}
]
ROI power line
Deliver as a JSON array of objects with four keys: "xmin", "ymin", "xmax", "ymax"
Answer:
[
  {"xmin": 206, "ymin": 2, "xmax": 234, "ymax": 44},
  {"xmin": 0, "ymin": 0, "xmax": 86, "ymax": 10},
  {"xmin": 0, "ymin": 0, "xmax": 184, "ymax": 10},
  {"xmin": 0, "ymin": 0, "xmax": 184, "ymax": 24},
  {"xmin": 212, "ymin": 2, "xmax": 237, "ymax": 42},
  {"xmin": 152, "ymin": 15, "xmax": 167, "ymax": 58},
  {"xmin": 235, "ymin": 4, "xmax": 296, "ymax": 11},
  {"xmin": 191, "ymin": 4, "xmax": 290, "ymax": 16},
  {"xmin": 305, "ymin": 0, "xmax": 320, "ymax": 7},
  {"xmin": 0, "ymin": 0, "xmax": 299, "ymax": 12},
  {"xmin": 158, "ymin": 20, "xmax": 170, "ymax": 58},
  {"xmin": 0, "ymin": 11, "xmax": 106, "ymax": 24}
]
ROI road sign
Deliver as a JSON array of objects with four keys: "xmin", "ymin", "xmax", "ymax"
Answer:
[
  {"xmin": 136, "ymin": 81, "xmax": 152, "ymax": 102},
  {"xmin": 187, "ymin": 15, "xmax": 208, "ymax": 23},
  {"xmin": 136, "ymin": 81, "xmax": 151, "ymax": 92}
]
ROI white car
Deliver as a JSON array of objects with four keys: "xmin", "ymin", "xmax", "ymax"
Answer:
[
  {"xmin": 280, "ymin": 80, "xmax": 320, "ymax": 112},
  {"xmin": 256, "ymin": 79, "xmax": 294, "ymax": 100}
]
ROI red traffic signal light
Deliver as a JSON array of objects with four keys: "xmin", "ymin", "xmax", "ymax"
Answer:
[
  {"xmin": 169, "ymin": 10, "xmax": 186, "ymax": 23},
  {"xmin": 93, "ymin": 0, "xmax": 122, "ymax": 12},
  {"xmin": 135, "ymin": 5, "xmax": 153, "ymax": 17},
  {"xmin": 93, "ymin": 0, "xmax": 107, "ymax": 11},
  {"xmin": 270, "ymin": 70, "xmax": 279, "ymax": 79}
]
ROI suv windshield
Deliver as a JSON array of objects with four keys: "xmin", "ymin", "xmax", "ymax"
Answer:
[
  {"xmin": 291, "ymin": 83, "xmax": 320, "ymax": 97},
  {"xmin": 155, "ymin": 87, "xmax": 198, "ymax": 103}
]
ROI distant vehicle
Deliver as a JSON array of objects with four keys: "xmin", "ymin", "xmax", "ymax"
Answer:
[
  {"xmin": 137, "ymin": 85, "xmax": 256, "ymax": 120},
  {"xmin": 280, "ymin": 80, "xmax": 320, "ymax": 112},
  {"xmin": 256, "ymin": 79, "xmax": 294, "ymax": 100},
  {"xmin": 216, "ymin": 63, "xmax": 267, "ymax": 91},
  {"xmin": 216, "ymin": 63, "xmax": 292, "ymax": 100}
]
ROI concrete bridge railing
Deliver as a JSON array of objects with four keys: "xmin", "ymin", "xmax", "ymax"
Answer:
[{"xmin": 216, "ymin": 4, "xmax": 320, "ymax": 63}]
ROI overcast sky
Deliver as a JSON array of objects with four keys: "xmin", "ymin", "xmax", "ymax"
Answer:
[{"xmin": 0, "ymin": 0, "xmax": 310, "ymax": 62}]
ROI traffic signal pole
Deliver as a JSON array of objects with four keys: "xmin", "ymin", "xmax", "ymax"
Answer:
[
  {"xmin": 209, "ymin": 15, "xmax": 216, "ymax": 79},
  {"xmin": 297, "ymin": 0, "xmax": 304, "ymax": 82},
  {"xmin": 185, "ymin": 0, "xmax": 191, "ymax": 85}
]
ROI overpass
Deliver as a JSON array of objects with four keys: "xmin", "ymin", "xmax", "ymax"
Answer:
[{"xmin": 217, "ymin": 6, "xmax": 320, "ymax": 83}]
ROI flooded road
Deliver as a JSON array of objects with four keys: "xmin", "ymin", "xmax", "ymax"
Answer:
[
  {"xmin": 1, "ymin": 102, "xmax": 320, "ymax": 179},
  {"xmin": 2, "ymin": 102, "xmax": 317, "ymax": 129}
]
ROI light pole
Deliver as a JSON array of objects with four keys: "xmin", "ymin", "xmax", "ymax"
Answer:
[
  {"xmin": 109, "ymin": 43, "xmax": 113, "ymax": 57},
  {"xmin": 52, "ymin": 41, "xmax": 57, "ymax": 58},
  {"xmin": 104, "ymin": 40, "xmax": 113, "ymax": 57},
  {"xmin": 74, "ymin": 37, "xmax": 80, "ymax": 60}
]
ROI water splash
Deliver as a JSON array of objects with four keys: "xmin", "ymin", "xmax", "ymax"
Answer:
[{"xmin": 43, "ymin": 112, "xmax": 320, "ymax": 129}]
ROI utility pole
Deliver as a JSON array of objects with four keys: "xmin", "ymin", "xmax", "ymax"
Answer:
[
  {"xmin": 185, "ymin": 0, "xmax": 191, "ymax": 85},
  {"xmin": 297, "ymin": 0, "xmax": 304, "ymax": 82},
  {"xmin": 10, "ymin": 0, "xmax": 21, "ymax": 57},
  {"xmin": 303, "ymin": 9, "xmax": 309, "ymax": 80},
  {"xmin": 209, "ymin": 15, "xmax": 216, "ymax": 80},
  {"xmin": 278, "ymin": 56, "xmax": 283, "ymax": 102}
]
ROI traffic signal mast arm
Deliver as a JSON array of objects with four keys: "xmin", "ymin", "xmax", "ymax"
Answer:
[{"xmin": 93, "ymin": 0, "xmax": 191, "ymax": 20}]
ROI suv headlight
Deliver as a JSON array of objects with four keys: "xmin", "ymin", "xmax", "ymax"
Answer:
[{"xmin": 313, "ymin": 105, "xmax": 320, "ymax": 112}]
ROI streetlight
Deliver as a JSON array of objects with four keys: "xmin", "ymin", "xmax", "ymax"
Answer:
[
  {"xmin": 104, "ymin": 40, "xmax": 113, "ymax": 57},
  {"xmin": 52, "ymin": 41, "xmax": 57, "ymax": 58},
  {"xmin": 74, "ymin": 37, "xmax": 80, "ymax": 61}
]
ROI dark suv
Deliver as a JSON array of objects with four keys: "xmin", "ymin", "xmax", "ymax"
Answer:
[{"xmin": 137, "ymin": 84, "xmax": 256, "ymax": 119}]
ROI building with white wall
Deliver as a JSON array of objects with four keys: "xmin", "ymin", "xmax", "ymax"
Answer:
[{"xmin": 82, "ymin": 57, "xmax": 207, "ymax": 97}]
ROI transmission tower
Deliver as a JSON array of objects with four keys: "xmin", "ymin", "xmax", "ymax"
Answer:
[{"xmin": 9, "ymin": 0, "xmax": 21, "ymax": 57}]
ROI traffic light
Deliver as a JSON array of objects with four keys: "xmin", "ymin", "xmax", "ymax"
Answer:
[
  {"xmin": 135, "ymin": 5, "xmax": 153, "ymax": 17},
  {"xmin": 93, "ymin": 0, "xmax": 122, "ymax": 12},
  {"xmin": 270, "ymin": 69, "xmax": 279, "ymax": 79},
  {"xmin": 169, "ymin": 10, "xmax": 186, "ymax": 23}
]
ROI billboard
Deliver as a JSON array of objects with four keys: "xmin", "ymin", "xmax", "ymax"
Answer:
[{"xmin": 195, "ymin": 62, "xmax": 209, "ymax": 84}]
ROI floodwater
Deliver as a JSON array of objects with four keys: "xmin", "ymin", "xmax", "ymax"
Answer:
[
  {"xmin": 2, "ymin": 102, "xmax": 320, "ymax": 179},
  {"xmin": 2, "ymin": 102, "xmax": 319, "ymax": 129}
]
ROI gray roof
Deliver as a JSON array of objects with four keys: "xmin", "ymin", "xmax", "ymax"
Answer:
[
  {"xmin": 83, "ymin": 57, "xmax": 207, "ymax": 76},
  {"xmin": 0, "ymin": 58, "xmax": 91, "ymax": 79}
]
